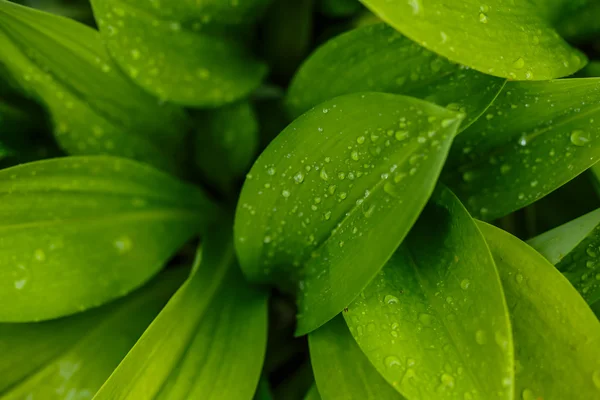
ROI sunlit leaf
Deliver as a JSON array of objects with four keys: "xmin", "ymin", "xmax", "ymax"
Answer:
[
  {"xmin": 0, "ymin": 156, "xmax": 217, "ymax": 322},
  {"xmin": 345, "ymin": 186, "xmax": 513, "ymax": 400},
  {"xmin": 309, "ymin": 315, "xmax": 403, "ymax": 399},
  {"xmin": 0, "ymin": 0, "xmax": 189, "ymax": 174},
  {"xmin": 287, "ymin": 23, "xmax": 505, "ymax": 125},
  {"xmin": 94, "ymin": 227, "xmax": 268, "ymax": 400},
  {"xmin": 478, "ymin": 221, "xmax": 600, "ymax": 400},
  {"xmin": 0, "ymin": 268, "xmax": 185, "ymax": 399},
  {"xmin": 235, "ymin": 92, "xmax": 464, "ymax": 335},
  {"xmin": 360, "ymin": 0, "xmax": 587, "ymax": 80},
  {"xmin": 444, "ymin": 79, "xmax": 600, "ymax": 220}
]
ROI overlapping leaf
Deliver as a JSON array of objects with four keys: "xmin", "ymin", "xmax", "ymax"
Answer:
[
  {"xmin": 444, "ymin": 79, "xmax": 600, "ymax": 220},
  {"xmin": 287, "ymin": 23, "xmax": 505, "ymax": 125},
  {"xmin": 479, "ymin": 222, "xmax": 600, "ymax": 400},
  {"xmin": 0, "ymin": 156, "xmax": 217, "ymax": 321},
  {"xmin": 0, "ymin": 0, "xmax": 189, "ymax": 174},
  {"xmin": 360, "ymin": 0, "xmax": 587, "ymax": 80},
  {"xmin": 345, "ymin": 186, "xmax": 513, "ymax": 400},
  {"xmin": 235, "ymin": 92, "xmax": 464, "ymax": 335}
]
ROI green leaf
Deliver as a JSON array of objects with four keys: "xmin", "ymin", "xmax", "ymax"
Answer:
[
  {"xmin": 309, "ymin": 315, "xmax": 403, "ymax": 400},
  {"xmin": 235, "ymin": 92, "xmax": 464, "ymax": 335},
  {"xmin": 287, "ymin": 23, "xmax": 505, "ymax": 124},
  {"xmin": 345, "ymin": 186, "xmax": 513, "ymax": 400},
  {"xmin": 318, "ymin": 0, "xmax": 362, "ymax": 17},
  {"xmin": 527, "ymin": 208, "xmax": 600, "ymax": 303},
  {"xmin": 93, "ymin": 226, "xmax": 268, "ymax": 399},
  {"xmin": 0, "ymin": 268, "xmax": 186, "ymax": 399},
  {"xmin": 90, "ymin": 0, "xmax": 268, "ymax": 107},
  {"xmin": 359, "ymin": 0, "xmax": 587, "ymax": 80},
  {"xmin": 444, "ymin": 79, "xmax": 600, "ymax": 220},
  {"xmin": 304, "ymin": 385, "xmax": 322, "ymax": 400},
  {"xmin": 194, "ymin": 100, "xmax": 259, "ymax": 194},
  {"xmin": 0, "ymin": 156, "xmax": 217, "ymax": 322},
  {"xmin": 557, "ymin": 0, "xmax": 600, "ymax": 42},
  {"xmin": 0, "ymin": 1, "xmax": 190, "ymax": 174},
  {"xmin": 478, "ymin": 221, "xmax": 600, "ymax": 400}
]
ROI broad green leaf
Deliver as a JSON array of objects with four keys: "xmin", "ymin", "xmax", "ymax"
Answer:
[
  {"xmin": 235, "ymin": 93, "xmax": 464, "ymax": 335},
  {"xmin": 309, "ymin": 315, "xmax": 403, "ymax": 400},
  {"xmin": 90, "ymin": 0, "xmax": 268, "ymax": 107},
  {"xmin": 584, "ymin": 62, "xmax": 600, "ymax": 78},
  {"xmin": 0, "ymin": 1, "xmax": 190, "ymax": 174},
  {"xmin": 0, "ymin": 268, "xmax": 186, "ymax": 399},
  {"xmin": 345, "ymin": 186, "xmax": 513, "ymax": 400},
  {"xmin": 304, "ymin": 385, "xmax": 322, "ymax": 400},
  {"xmin": 0, "ymin": 156, "xmax": 217, "ymax": 322},
  {"xmin": 94, "ymin": 227, "xmax": 268, "ymax": 400},
  {"xmin": 254, "ymin": 378, "xmax": 274, "ymax": 400},
  {"xmin": 478, "ymin": 222, "xmax": 600, "ymax": 400},
  {"xmin": 360, "ymin": 0, "xmax": 587, "ymax": 80},
  {"xmin": 319, "ymin": 0, "xmax": 362, "ymax": 17},
  {"xmin": 444, "ymin": 79, "xmax": 600, "ymax": 220},
  {"xmin": 528, "ymin": 208, "xmax": 600, "ymax": 303},
  {"xmin": 287, "ymin": 23, "xmax": 505, "ymax": 124},
  {"xmin": 194, "ymin": 100, "xmax": 259, "ymax": 193}
]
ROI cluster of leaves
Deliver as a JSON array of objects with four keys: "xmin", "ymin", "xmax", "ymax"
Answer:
[{"xmin": 2, "ymin": 0, "xmax": 600, "ymax": 399}]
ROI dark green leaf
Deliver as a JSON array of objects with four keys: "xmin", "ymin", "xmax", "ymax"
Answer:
[
  {"xmin": 0, "ymin": 268, "xmax": 185, "ymax": 398},
  {"xmin": 319, "ymin": 0, "xmax": 362, "ymax": 17},
  {"xmin": 444, "ymin": 79, "xmax": 600, "ymax": 220},
  {"xmin": 0, "ymin": 156, "xmax": 217, "ymax": 321},
  {"xmin": 345, "ymin": 186, "xmax": 513, "ymax": 400},
  {"xmin": 287, "ymin": 23, "xmax": 505, "ymax": 125},
  {"xmin": 557, "ymin": 0, "xmax": 600, "ymax": 42},
  {"xmin": 235, "ymin": 93, "xmax": 464, "ymax": 335},
  {"xmin": 478, "ymin": 221, "xmax": 600, "ymax": 400},
  {"xmin": 94, "ymin": 227, "xmax": 268, "ymax": 399},
  {"xmin": 0, "ymin": 0, "xmax": 190, "ymax": 174},
  {"xmin": 90, "ymin": 0, "xmax": 268, "ymax": 107},
  {"xmin": 360, "ymin": 0, "xmax": 587, "ymax": 80},
  {"xmin": 304, "ymin": 385, "xmax": 322, "ymax": 400},
  {"xmin": 309, "ymin": 315, "xmax": 403, "ymax": 399}
]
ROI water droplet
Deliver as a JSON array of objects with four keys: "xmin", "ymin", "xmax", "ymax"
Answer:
[
  {"xmin": 282, "ymin": 189, "xmax": 291, "ymax": 198},
  {"xmin": 515, "ymin": 274, "xmax": 524, "ymax": 284},
  {"xmin": 521, "ymin": 388, "xmax": 535, "ymax": 400},
  {"xmin": 500, "ymin": 164, "xmax": 511, "ymax": 174},
  {"xmin": 462, "ymin": 171, "xmax": 475, "ymax": 182},
  {"xmin": 294, "ymin": 172, "xmax": 305, "ymax": 184},
  {"xmin": 419, "ymin": 313, "xmax": 433, "ymax": 326},
  {"xmin": 357, "ymin": 136, "xmax": 365, "ymax": 144},
  {"xmin": 385, "ymin": 355, "xmax": 401, "ymax": 368},
  {"xmin": 587, "ymin": 247, "xmax": 598, "ymax": 258},
  {"xmin": 441, "ymin": 373, "xmax": 455, "ymax": 388},
  {"xmin": 395, "ymin": 131, "xmax": 409, "ymax": 141},
  {"xmin": 263, "ymin": 236, "xmax": 272, "ymax": 244},
  {"xmin": 384, "ymin": 294, "xmax": 399, "ymax": 304},
  {"xmin": 267, "ymin": 167, "xmax": 276, "ymax": 176},
  {"xmin": 570, "ymin": 130, "xmax": 590, "ymax": 146},
  {"xmin": 114, "ymin": 236, "xmax": 132, "ymax": 254},
  {"xmin": 475, "ymin": 330, "xmax": 487, "ymax": 345},
  {"xmin": 34, "ymin": 249, "xmax": 46, "ymax": 262},
  {"xmin": 324, "ymin": 211, "xmax": 332, "ymax": 220},
  {"xmin": 351, "ymin": 151, "xmax": 359, "ymax": 161},
  {"xmin": 460, "ymin": 279, "xmax": 470, "ymax": 290},
  {"xmin": 479, "ymin": 13, "xmax": 488, "ymax": 23},
  {"xmin": 513, "ymin": 57, "xmax": 525, "ymax": 69}
]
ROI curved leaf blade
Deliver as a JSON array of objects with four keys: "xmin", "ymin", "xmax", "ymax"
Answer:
[
  {"xmin": 344, "ymin": 186, "xmax": 513, "ymax": 400},
  {"xmin": 444, "ymin": 79, "xmax": 600, "ymax": 220},
  {"xmin": 0, "ymin": 156, "xmax": 217, "ymax": 321},
  {"xmin": 287, "ymin": 23, "xmax": 505, "ymax": 125},
  {"xmin": 235, "ymin": 93, "xmax": 464, "ymax": 335},
  {"xmin": 360, "ymin": 0, "xmax": 586, "ymax": 80},
  {"xmin": 478, "ymin": 221, "xmax": 600, "ymax": 400}
]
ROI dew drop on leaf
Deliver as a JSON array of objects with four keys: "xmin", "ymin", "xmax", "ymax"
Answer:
[{"xmin": 570, "ymin": 130, "xmax": 590, "ymax": 146}]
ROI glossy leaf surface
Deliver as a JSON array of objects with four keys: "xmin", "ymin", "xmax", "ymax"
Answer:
[
  {"xmin": 345, "ymin": 186, "xmax": 513, "ymax": 400},
  {"xmin": 287, "ymin": 23, "xmax": 505, "ymax": 125},
  {"xmin": 445, "ymin": 79, "xmax": 600, "ymax": 220},
  {"xmin": 0, "ymin": 156, "xmax": 217, "ymax": 321},
  {"xmin": 360, "ymin": 0, "xmax": 587, "ymax": 80},
  {"xmin": 235, "ymin": 93, "xmax": 464, "ymax": 335},
  {"xmin": 479, "ymin": 222, "xmax": 600, "ymax": 400}
]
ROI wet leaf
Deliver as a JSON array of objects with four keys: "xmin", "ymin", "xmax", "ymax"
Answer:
[
  {"xmin": 0, "ymin": 156, "xmax": 217, "ymax": 322},
  {"xmin": 360, "ymin": 0, "xmax": 587, "ymax": 80},
  {"xmin": 0, "ymin": 268, "xmax": 185, "ymax": 399},
  {"xmin": 90, "ymin": 0, "xmax": 268, "ymax": 107},
  {"xmin": 287, "ymin": 23, "xmax": 505, "ymax": 125},
  {"xmin": 234, "ymin": 93, "xmax": 464, "ymax": 335},
  {"xmin": 345, "ymin": 186, "xmax": 513, "ymax": 400},
  {"xmin": 528, "ymin": 208, "xmax": 600, "ymax": 303},
  {"xmin": 309, "ymin": 315, "xmax": 403, "ymax": 400},
  {"xmin": 444, "ymin": 79, "xmax": 600, "ymax": 220},
  {"xmin": 0, "ymin": 1, "xmax": 190, "ymax": 174},
  {"xmin": 478, "ymin": 221, "xmax": 600, "ymax": 400},
  {"xmin": 94, "ymin": 227, "xmax": 268, "ymax": 400}
]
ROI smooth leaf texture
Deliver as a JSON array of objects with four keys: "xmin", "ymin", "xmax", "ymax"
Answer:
[
  {"xmin": 90, "ymin": 0, "xmax": 268, "ymax": 107},
  {"xmin": 287, "ymin": 23, "xmax": 505, "ymax": 125},
  {"xmin": 360, "ymin": 0, "xmax": 587, "ymax": 80},
  {"xmin": 528, "ymin": 208, "xmax": 600, "ymax": 303},
  {"xmin": 0, "ymin": 156, "xmax": 217, "ymax": 322},
  {"xmin": 304, "ymin": 385, "xmax": 322, "ymax": 400},
  {"xmin": 235, "ymin": 92, "xmax": 464, "ymax": 335},
  {"xmin": 0, "ymin": 268, "xmax": 185, "ymax": 399},
  {"xmin": 345, "ymin": 186, "xmax": 513, "ymax": 400},
  {"xmin": 444, "ymin": 79, "xmax": 600, "ymax": 220},
  {"xmin": 478, "ymin": 222, "xmax": 600, "ymax": 400},
  {"xmin": 0, "ymin": 1, "xmax": 190, "ymax": 174},
  {"xmin": 94, "ymin": 227, "xmax": 268, "ymax": 400},
  {"xmin": 309, "ymin": 315, "xmax": 403, "ymax": 400}
]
